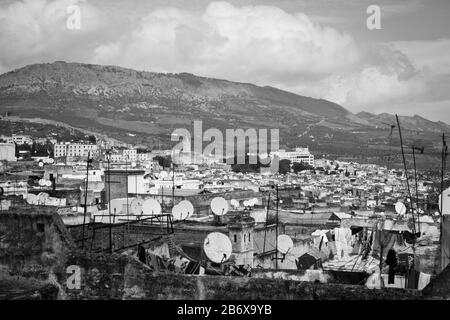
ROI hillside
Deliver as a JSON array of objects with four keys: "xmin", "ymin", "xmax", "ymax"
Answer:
[{"xmin": 0, "ymin": 61, "xmax": 448, "ymax": 169}]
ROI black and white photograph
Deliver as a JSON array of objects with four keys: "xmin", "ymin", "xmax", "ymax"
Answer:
[{"xmin": 0, "ymin": 0, "xmax": 449, "ymax": 306}]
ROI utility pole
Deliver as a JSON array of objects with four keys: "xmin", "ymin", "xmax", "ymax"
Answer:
[
  {"xmin": 172, "ymin": 162, "xmax": 175, "ymax": 207},
  {"xmin": 81, "ymin": 151, "xmax": 91, "ymax": 250},
  {"xmin": 106, "ymin": 150, "xmax": 112, "ymax": 253},
  {"xmin": 412, "ymin": 145, "xmax": 421, "ymax": 233},
  {"xmin": 275, "ymin": 184, "xmax": 279, "ymax": 270}
]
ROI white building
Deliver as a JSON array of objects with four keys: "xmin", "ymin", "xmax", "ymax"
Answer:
[
  {"xmin": 54, "ymin": 143, "xmax": 98, "ymax": 158},
  {"xmin": 108, "ymin": 148, "xmax": 137, "ymax": 163},
  {"xmin": 0, "ymin": 143, "xmax": 16, "ymax": 161},
  {"xmin": 271, "ymin": 147, "xmax": 314, "ymax": 166},
  {"xmin": 0, "ymin": 134, "xmax": 33, "ymax": 145}
]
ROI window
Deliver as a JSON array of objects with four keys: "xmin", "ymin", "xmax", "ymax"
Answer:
[
  {"xmin": 234, "ymin": 235, "xmax": 237, "ymax": 243},
  {"xmin": 248, "ymin": 233, "xmax": 251, "ymax": 241},
  {"xmin": 37, "ymin": 223, "xmax": 45, "ymax": 233}
]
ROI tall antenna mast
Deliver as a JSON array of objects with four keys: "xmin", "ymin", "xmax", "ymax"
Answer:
[
  {"xmin": 263, "ymin": 191, "xmax": 271, "ymax": 254},
  {"xmin": 172, "ymin": 162, "xmax": 175, "ymax": 207},
  {"xmin": 275, "ymin": 184, "xmax": 279, "ymax": 270},
  {"xmin": 412, "ymin": 145, "xmax": 422, "ymax": 233},
  {"xmin": 106, "ymin": 149, "xmax": 112, "ymax": 253},
  {"xmin": 81, "ymin": 151, "xmax": 91, "ymax": 250},
  {"xmin": 395, "ymin": 115, "xmax": 417, "ymax": 268}
]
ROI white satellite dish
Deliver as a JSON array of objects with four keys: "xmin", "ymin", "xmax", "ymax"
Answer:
[
  {"xmin": 130, "ymin": 198, "xmax": 144, "ymax": 215},
  {"xmin": 45, "ymin": 180, "xmax": 52, "ymax": 187},
  {"xmin": 26, "ymin": 193, "xmax": 38, "ymax": 205},
  {"xmin": 159, "ymin": 171, "xmax": 168, "ymax": 180},
  {"xmin": 131, "ymin": 162, "xmax": 137, "ymax": 168},
  {"xmin": 395, "ymin": 201, "xmax": 407, "ymax": 215},
  {"xmin": 203, "ymin": 232, "xmax": 233, "ymax": 264},
  {"xmin": 48, "ymin": 158, "xmax": 55, "ymax": 164},
  {"xmin": 439, "ymin": 187, "xmax": 450, "ymax": 215},
  {"xmin": 110, "ymin": 198, "xmax": 127, "ymax": 215},
  {"xmin": 38, "ymin": 179, "xmax": 46, "ymax": 186},
  {"xmin": 230, "ymin": 199, "xmax": 239, "ymax": 208},
  {"xmin": 277, "ymin": 234, "xmax": 294, "ymax": 254},
  {"xmin": 142, "ymin": 199, "xmax": 162, "ymax": 215},
  {"xmin": 38, "ymin": 192, "xmax": 49, "ymax": 204},
  {"xmin": 38, "ymin": 162, "xmax": 44, "ymax": 167},
  {"xmin": 211, "ymin": 197, "xmax": 229, "ymax": 216},
  {"xmin": 174, "ymin": 200, "xmax": 194, "ymax": 220},
  {"xmin": 252, "ymin": 198, "xmax": 259, "ymax": 205}
]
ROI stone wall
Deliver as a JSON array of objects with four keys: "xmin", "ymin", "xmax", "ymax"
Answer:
[
  {"xmin": 0, "ymin": 208, "xmax": 73, "ymax": 279},
  {"xmin": 60, "ymin": 252, "xmax": 423, "ymax": 300}
]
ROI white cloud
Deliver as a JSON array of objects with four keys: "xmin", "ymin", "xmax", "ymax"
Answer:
[
  {"xmin": 0, "ymin": 0, "xmax": 111, "ymax": 73},
  {"xmin": 92, "ymin": 1, "xmax": 361, "ymax": 82}
]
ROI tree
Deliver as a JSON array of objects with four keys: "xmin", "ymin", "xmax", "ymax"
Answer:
[
  {"xmin": 278, "ymin": 159, "xmax": 291, "ymax": 175},
  {"xmin": 88, "ymin": 135, "xmax": 96, "ymax": 144},
  {"xmin": 153, "ymin": 155, "xmax": 172, "ymax": 168},
  {"xmin": 292, "ymin": 162, "xmax": 314, "ymax": 173}
]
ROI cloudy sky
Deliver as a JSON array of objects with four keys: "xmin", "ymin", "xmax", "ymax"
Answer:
[{"xmin": 0, "ymin": 0, "xmax": 449, "ymax": 122}]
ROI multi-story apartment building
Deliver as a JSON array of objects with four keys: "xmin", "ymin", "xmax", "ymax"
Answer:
[
  {"xmin": 54, "ymin": 142, "xmax": 98, "ymax": 158},
  {"xmin": 271, "ymin": 147, "xmax": 315, "ymax": 166},
  {"xmin": 107, "ymin": 148, "xmax": 138, "ymax": 163},
  {"xmin": 0, "ymin": 134, "xmax": 33, "ymax": 145}
]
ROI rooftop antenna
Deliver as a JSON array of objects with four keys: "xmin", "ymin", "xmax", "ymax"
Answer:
[
  {"xmin": 439, "ymin": 134, "xmax": 448, "ymax": 259},
  {"xmin": 172, "ymin": 162, "xmax": 175, "ymax": 207},
  {"xmin": 203, "ymin": 232, "xmax": 233, "ymax": 264},
  {"xmin": 106, "ymin": 149, "xmax": 112, "ymax": 252},
  {"xmin": 395, "ymin": 115, "xmax": 417, "ymax": 268},
  {"xmin": 275, "ymin": 184, "xmax": 279, "ymax": 269},
  {"xmin": 412, "ymin": 145, "xmax": 424, "ymax": 233},
  {"xmin": 262, "ymin": 191, "xmax": 271, "ymax": 255},
  {"xmin": 81, "ymin": 151, "xmax": 92, "ymax": 250},
  {"xmin": 381, "ymin": 122, "xmax": 396, "ymax": 174}
]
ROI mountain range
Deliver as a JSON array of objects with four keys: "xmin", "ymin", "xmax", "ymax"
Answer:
[{"xmin": 0, "ymin": 61, "xmax": 448, "ymax": 170}]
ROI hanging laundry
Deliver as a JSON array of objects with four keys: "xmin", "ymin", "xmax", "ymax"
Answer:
[
  {"xmin": 418, "ymin": 272, "xmax": 432, "ymax": 290},
  {"xmin": 334, "ymin": 227, "xmax": 352, "ymax": 260},
  {"xmin": 406, "ymin": 268, "xmax": 420, "ymax": 289},
  {"xmin": 385, "ymin": 249, "xmax": 397, "ymax": 284}
]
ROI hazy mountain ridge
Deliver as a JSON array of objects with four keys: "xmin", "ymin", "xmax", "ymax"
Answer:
[{"xmin": 0, "ymin": 61, "xmax": 448, "ymax": 169}]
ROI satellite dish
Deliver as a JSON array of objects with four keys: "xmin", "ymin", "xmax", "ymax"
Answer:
[
  {"xmin": 211, "ymin": 197, "xmax": 229, "ymax": 216},
  {"xmin": 159, "ymin": 171, "xmax": 168, "ymax": 180},
  {"xmin": 142, "ymin": 199, "xmax": 162, "ymax": 215},
  {"xmin": 38, "ymin": 162, "xmax": 44, "ymax": 167},
  {"xmin": 38, "ymin": 179, "xmax": 46, "ymax": 186},
  {"xmin": 110, "ymin": 198, "xmax": 127, "ymax": 215},
  {"xmin": 395, "ymin": 202, "xmax": 407, "ymax": 215},
  {"xmin": 439, "ymin": 187, "xmax": 450, "ymax": 215},
  {"xmin": 131, "ymin": 162, "xmax": 137, "ymax": 168},
  {"xmin": 38, "ymin": 192, "xmax": 49, "ymax": 204},
  {"xmin": 48, "ymin": 158, "xmax": 55, "ymax": 164},
  {"xmin": 45, "ymin": 180, "xmax": 52, "ymax": 187},
  {"xmin": 277, "ymin": 235, "xmax": 294, "ymax": 254},
  {"xmin": 172, "ymin": 200, "xmax": 194, "ymax": 220},
  {"xmin": 26, "ymin": 193, "xmax": 37, "ymax": 205},
  {"xmin": 252, "ymin": 198, "xmax": 259, "ymax": 205},
  {"xmin": 203, "ymin": 232, "xmax": 233, "ymax": 264},
  {"xmin": 130, "ymin": 198, "xmax": 144, "ymax": 215},
  {"xmin": 230, "ymin": 199, "xmax": 239, "ymax": 208}
]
